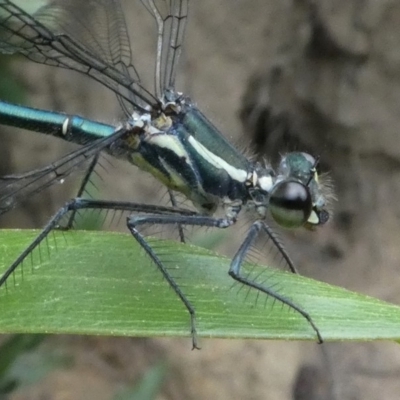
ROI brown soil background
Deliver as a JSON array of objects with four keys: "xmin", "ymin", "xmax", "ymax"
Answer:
[{"xmin": 2, "ymin": 0, "xmax": 400, "ymax": 399}]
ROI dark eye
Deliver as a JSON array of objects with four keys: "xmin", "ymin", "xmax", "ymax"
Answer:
[{"xmin": 269, "ymin": 180, "xmax": 312, "ymax": 228}]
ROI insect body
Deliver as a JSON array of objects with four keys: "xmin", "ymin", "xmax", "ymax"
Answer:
[{"xmin": 0, "ymin": 0, "xmax": 332, "ymax": 348}]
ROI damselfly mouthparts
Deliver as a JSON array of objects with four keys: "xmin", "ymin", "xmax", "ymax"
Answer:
[{"xmin": 0, "ymin": 0, "xmax": 333, "ymax": 348}]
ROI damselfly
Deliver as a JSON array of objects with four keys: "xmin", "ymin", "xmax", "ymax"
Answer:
[{"xmin": 0, "ymin": 0, "xmax": 333, "ymax": 348}]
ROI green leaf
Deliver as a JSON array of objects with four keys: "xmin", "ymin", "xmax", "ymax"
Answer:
[{"xmin": 1, "ymin": 229, "xmax": 400, "ymax": 344}]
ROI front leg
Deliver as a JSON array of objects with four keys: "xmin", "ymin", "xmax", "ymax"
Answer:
[{"xmin": 229, "ymin": 220, "xmax": 323, "ymax": 343}]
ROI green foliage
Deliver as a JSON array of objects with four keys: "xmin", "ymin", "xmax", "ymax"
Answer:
[{"xmin": 1, "ymin": 230, "xmax": 400, "ymax": 343}]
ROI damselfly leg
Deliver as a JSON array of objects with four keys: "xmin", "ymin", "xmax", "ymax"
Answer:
[{"xmin": 62, "ymin": 154, "xmax": 101, "ymax": 230}]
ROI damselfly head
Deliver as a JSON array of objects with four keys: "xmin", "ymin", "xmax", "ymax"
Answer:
[
  {"xmin": 271, "ymin": 152, "xmax": 332, "ymax": 230},
  {"xmin": 248, "ymin": 152, "xmax": 332, "ymax": 230}
]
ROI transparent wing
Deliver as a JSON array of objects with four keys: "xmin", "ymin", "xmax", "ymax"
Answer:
[
  {"xmin": 141, "ymin": 0, "xmax": 188, "ymax": 97},
  {"xmin": 0, "ymin": 0, "xmax": 158, "ymax": 114},
  {"xmin": 0, "ymin": 126, "xmax": 127, "ymax": 215}
]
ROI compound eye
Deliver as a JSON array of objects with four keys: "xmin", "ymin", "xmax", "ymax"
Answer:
[
  {"xmin": 269, "ymin": 180, "xmax": 312, "ymax": 228},
  {"xmin": 301, "ymin": 152, "xmax": 316, "ymax": 165}
]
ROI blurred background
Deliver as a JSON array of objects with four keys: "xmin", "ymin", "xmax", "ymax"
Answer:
[{"xmin": 1, "ymin": 0, "xmax": 400, "ymax": 399}]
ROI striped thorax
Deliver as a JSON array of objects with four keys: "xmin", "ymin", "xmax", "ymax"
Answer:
[{"xmin": 115, "ymin": 93, "xmax": 331, "ymax": 230}]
